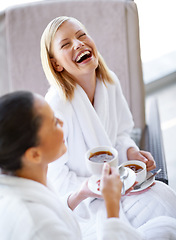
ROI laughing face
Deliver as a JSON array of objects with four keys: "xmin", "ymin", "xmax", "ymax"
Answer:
[{"xmin": 50, "ymin": 19, "xmax": 99, "ymax": 83}]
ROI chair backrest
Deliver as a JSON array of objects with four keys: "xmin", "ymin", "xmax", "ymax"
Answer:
[{"xmin": 0, "ymin": 0, "xmax": 145, "ymax": 129}]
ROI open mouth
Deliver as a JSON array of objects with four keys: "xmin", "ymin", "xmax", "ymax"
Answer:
[{"xmin": 75, "ymin": 50, "xmax": 92, "ymax": 63}]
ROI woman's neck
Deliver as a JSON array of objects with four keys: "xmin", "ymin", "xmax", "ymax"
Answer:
[
  {"xmin": 15, "ymin": 165, "xmax": 48, "ymax": 186},
  {"xmin": 75, "ymin": 71, "xmax": 96, "ymax": 104}
]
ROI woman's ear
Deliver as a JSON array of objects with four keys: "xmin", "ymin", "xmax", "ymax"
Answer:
[
  {"xmin": 50, "ymin": 58, "xmax": 64, "ymax": 72},
  {"xmin": 24, "ymin": 147, "xmax": 42, "ymax": 165}
]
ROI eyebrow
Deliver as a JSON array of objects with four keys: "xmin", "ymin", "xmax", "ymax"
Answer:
[
  {"xmin": 59, "ymin": 38, "xmax": 69, "ymax": 44},
  {"xmin": 75, "ymin": 29, "xmax": 82, "ymax": 35}
]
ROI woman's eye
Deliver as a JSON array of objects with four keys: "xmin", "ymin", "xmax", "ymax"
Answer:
[
  {"xmin": 61, "ymin": 42, "xmax": 69, "ymax": 49},
  {"xmin": 78, "ymin": 33, "xmax": 86, "ymax": 38}
]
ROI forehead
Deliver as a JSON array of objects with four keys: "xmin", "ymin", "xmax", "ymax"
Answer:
[
  {"xmin": 55, "ymin": 19, "xmax": 85, "ymax": 38},
  {"xmin": 34, "ymin": 95, "xmax": 52, "ymax": 120}
]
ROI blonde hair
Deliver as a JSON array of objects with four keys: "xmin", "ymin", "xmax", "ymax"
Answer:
[{"xmin": 40, "ymin": 16, "xmax": 114, "ymax": 100}]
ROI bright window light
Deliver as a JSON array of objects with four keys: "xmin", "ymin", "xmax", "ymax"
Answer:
[{"xmin": 135, "ymin": 0, "xmax": 176, "ymax": 63}]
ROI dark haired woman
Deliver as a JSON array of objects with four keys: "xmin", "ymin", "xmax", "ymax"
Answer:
[{"xmin": 0, "ymin": 91, "xmax": 144, "ymax": 240}]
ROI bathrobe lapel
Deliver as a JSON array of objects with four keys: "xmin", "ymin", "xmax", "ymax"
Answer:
[{"xmin": 71, "ymin": 81, "xmax": 112, "ymax": 150}]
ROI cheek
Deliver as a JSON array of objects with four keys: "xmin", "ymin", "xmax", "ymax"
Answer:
[
  {"xmin": 56, "ymin": 128, "xmax": 64, "ymax": 144},
  {"xmin": 52, "ymin": 47, "xmax": 66, "ymax": 65},
  {"xmin": 87, "ymin": 37, "xmax": 97, "ymax": 49},
  {"xmin": 58, "ymin": 52, "xmax": 73, "ymax": 68},
  {"xmin": 92, "ymin": 44, "xmax": 98, "ymax": 57},
  {"xmin": 55, "ymin": 131, "xmax": 67, "ymax": 157}
]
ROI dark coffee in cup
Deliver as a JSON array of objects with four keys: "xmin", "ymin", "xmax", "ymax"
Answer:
[
  {"xmin": 124, "ymin": 164, "xmax": 143, "ymax": 173},
  {"xmin": 89, "ymin": 151, "xmax": 114, "ymax": 163}
]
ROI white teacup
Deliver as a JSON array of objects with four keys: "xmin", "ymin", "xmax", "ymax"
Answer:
[
  {"xmin": 85, "ymin": 146, "xmax": 118, "ymax": 176},
  {"xmin": 121, "ymin": 160, "xmax": 147, "ymax": 185}
]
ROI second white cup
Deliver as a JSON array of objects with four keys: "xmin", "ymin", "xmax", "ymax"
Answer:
[{"xmin": 120, "ymin": 160, "xmax": 147, "ymax": 185}]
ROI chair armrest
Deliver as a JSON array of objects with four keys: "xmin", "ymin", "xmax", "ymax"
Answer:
[{"xmin": 140, "ymin": 98, "xmax": 168, "ymax": 184}]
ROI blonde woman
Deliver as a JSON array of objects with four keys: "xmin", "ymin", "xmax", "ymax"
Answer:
[{"xmin": 41, "ymin": 16, "xmax": 176, "ymax": 238}]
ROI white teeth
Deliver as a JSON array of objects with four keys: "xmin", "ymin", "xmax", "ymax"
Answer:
[{"xmin": 76, "ymin": 50, "xmax": 90, "ymax": 62}]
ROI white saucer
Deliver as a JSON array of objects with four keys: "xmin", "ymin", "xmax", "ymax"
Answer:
[
  {"xmin": 131, "ymin": 171, "xmax": 155, "ymax": 192},
  {"xmin": 88, "ymin": 167, "xmax": 136, "ymax": 196},
  {"xmin": 88, "ymin": 175, "xmax": 102, "ymax": 195}
]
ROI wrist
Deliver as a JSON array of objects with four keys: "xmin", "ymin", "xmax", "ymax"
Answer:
[
  {"xmin": 103, "ymin": 193, "xmax": 120, "ymax": 218},
  {"xmin": 105, "ymin": 198, "xmax": 120, "ymax": 218},
  {"xmin": 67, "ymin": 190, "xmax": 86, "ymax": 211},
  {"xmin": 127, "ymin": 147, "xmax": 137, "ymax": 160}
]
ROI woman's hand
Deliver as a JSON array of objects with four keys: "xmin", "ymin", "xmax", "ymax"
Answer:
[
  {"xmin": 127, "ymin": 147, "xmax": 156, "ymax": 171},
  {"xmin": 101, "ymin": 163, "xmax": 122, "ymax": 218},
  {"xmin": 78, "ymin": 179, "xmax": 102, "ymax": 199},
  {"xmin": 67, "ymin": 179, "xmax": 101, "ymax": 210}
]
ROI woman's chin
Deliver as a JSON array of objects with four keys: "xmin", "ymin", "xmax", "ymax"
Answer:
[{"xmin": 57, "ymin": 146, "xmax": 67, "ymax": 160}]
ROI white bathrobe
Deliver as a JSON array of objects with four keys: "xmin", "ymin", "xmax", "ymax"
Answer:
[
  {"xmin": 0, "ymin": 174, "xmax": 143, "ymax": 240},
  {"xmin": 45, "ymin": 71, "xmax": 176, "ymax": 239},
  {"xmin": 45, "ymin": 71, "xmax": 138, "ymax": 194}
]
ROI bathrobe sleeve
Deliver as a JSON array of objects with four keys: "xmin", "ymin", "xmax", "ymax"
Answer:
[{"xmin": 100, "ymin": 218, "xmax": 143, "ymax": 240}]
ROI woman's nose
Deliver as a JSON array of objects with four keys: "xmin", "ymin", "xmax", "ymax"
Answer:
[
  {"xmin": 57, "ymin": 118, "xmax": 63, "ymax": 127},
  {"xmin": 73, "ymin": 39, "xmax": 84, "ymax": 50}
]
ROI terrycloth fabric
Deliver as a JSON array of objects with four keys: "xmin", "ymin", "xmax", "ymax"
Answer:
[
  {"xmin": 121, "ymin": 180, "xmax": 176, "ymax": 228},
  {"xmin": 138, "ymin": 216, "xmax": 176, "ymax": 240},
  {"xmin": 0, "ymin": 174, "xmax": 143, "ymax": 240},
  {"xmin": 0, "ymin": 175, "xmax": 81, "ymax": 240},
  {"xmin": 46, "ymin": 71, "xmax": 138, "ymax": 194},
  {"xmin": 45, "ymin": 71, "xmax": 176, "ymax": 239}
]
